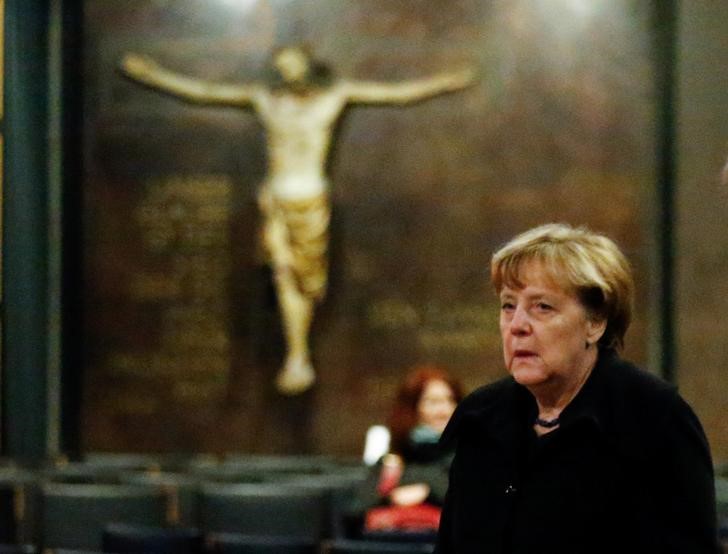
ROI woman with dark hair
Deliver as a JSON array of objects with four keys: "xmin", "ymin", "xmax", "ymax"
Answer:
[
  {"xmin": 388, "ymin": 367, "xmax": 464, "ymax": 462},
  {"xmin": 349, "ymin": 366, "xmax": 463, "ymax": 533}
]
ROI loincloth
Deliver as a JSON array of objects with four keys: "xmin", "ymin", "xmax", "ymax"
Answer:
[{"xmin": 259, "ymin": 190, "xmax": 330, "ymax": 301}]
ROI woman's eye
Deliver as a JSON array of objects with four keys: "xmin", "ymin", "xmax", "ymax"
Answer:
[
  {"xmin": 501, "ymin": 302, "xmax": 515, "ymax": 311},
  {"xmin": 536, "ymin": 302, "xmax": 553, "ymax": 311}
]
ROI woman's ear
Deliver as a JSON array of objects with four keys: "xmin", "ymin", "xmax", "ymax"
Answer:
[{"xmin": 586, "ymin": 317, "xmax": 607, "ymax": 347}]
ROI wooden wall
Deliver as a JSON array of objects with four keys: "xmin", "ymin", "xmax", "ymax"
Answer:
[
  {"xmin": 675, "ymin": 1, "xmax": 728, "ymax": 464},
  {"xmin": 81, "ymin": 0, "xmax": 656, "ymax": 456}
]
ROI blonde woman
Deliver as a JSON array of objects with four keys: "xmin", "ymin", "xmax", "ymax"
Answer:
[{"xmin": 435, "ymin": 223, "xmax": 720, "ymax": 553}]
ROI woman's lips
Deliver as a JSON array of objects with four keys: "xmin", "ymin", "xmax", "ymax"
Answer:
[{"xmin": 514, "ymin": 349, "xmax": 537, "ymax": 357}]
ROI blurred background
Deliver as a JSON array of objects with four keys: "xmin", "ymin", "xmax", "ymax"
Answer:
[{"xmin": 1, "ymin": 0, "xmax": 726, "ymax": 466}]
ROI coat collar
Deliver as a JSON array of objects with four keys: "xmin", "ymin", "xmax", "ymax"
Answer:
[
  {"xmin": 446, "ymin": 350, "xmax": 622, "ymax": 447},
  {"xmin": 556, "ymin": 349, "xmax": 617, "ymax": 433}
]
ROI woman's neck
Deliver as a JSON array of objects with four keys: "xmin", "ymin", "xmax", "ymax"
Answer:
[{"xmin": 531, "ymin": 348, "xmax": 598, "ymax": 422}]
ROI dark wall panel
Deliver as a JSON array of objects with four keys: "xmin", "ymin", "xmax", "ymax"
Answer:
[
  {"xmin": 675, "ymin": 1, "xmax": 728, "ymax": 464},
  {"xmin": 82, "ymin": 0, "xmax": 656, "ymax": 455}
]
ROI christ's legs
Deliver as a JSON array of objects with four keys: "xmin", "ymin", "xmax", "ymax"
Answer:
[
  {"xmin": 272, "ymin": 266, "xmax": 316, "ymax": 395},
  {"xmin": 260, "ymin": 199, "xmax": 318, "ymax": 394}
]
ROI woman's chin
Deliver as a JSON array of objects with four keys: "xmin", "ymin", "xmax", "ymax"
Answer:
[{"xmin": 510, "ymin": 366, "xmax": 549, "ymax": 387}]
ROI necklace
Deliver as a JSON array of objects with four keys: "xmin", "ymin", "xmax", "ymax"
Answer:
[{"xmin": 535, "ymin": 416, "xmax": 560, "ymax": 428}]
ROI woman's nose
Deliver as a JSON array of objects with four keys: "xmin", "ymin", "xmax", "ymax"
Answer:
[{"xmin": 509, "ymin": 305, "xmax": 531, "ymax": 334}]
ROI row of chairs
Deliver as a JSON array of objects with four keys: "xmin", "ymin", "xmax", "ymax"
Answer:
[
  {"xmin": 104, "ymin": 525, "xmax": 435, "ymax": 553},
  {"xmin": 0, "ymin": 524, "xmax": 434, "ymax": 553},
  {"xmin": 0, "ymin": 478, "xmax": 354, "ymax": 549},
  {"xmin": 20, "ymin": 454, "xmax": 358, "ymax": 484},
  {"xmin": 1, "ymin": 527, "xmax": 435, "ymax": 554},
  {"xmin": 0, "ymin": 455, "xmax": 436, "ymax": 553}
]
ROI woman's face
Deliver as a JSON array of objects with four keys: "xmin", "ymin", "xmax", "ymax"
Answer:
[
  {"xmin": 499, "ymin": 261, "xmax": 606, "ymax": 390},
  {"xmin": 417, "ymin": 379, "xmax": 457, "ymax": 433}
]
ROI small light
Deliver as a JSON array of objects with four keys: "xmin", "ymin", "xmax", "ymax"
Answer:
[
  {"xmin": 563, "ymin": 0, "xmax": 593, "ymax": 19},
  {"xmin": 218, "ymin": 0, "xmax": 259, "ymax": 11}
]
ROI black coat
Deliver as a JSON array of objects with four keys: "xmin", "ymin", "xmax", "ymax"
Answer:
[{"xmin": 435, "ymin": 351, "xmax": 721, "ymax": 554}]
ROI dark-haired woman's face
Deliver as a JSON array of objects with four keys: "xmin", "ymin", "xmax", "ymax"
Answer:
[{"xmin": 417, "ymin": 379, "xmax": 457, "ymax": 434}]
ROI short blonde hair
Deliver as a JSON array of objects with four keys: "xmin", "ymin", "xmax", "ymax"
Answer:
[{"xmin": 491, "ymin": 223, "xmax": 634, "ymax": 350}]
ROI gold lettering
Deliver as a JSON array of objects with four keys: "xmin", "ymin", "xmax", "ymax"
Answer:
[
  {"xmin": 129, "ymin": 272, "xmax": 182, "ymax": 301},
  {"xmin": 367, "ymin": 299, "xmax": 421, "ymax": 329}
]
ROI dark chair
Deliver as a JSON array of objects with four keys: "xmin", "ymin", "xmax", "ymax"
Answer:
[
  {"xmin": 118, "ymin": 471, "xmax": 201, "ymax": 527},
  {"xmin": 184, "ymin": 456, "xmax": 222, "ymax": 475},
  {"xmin": 0, "ymin": 469, "xmax": 41, "ymax": 545},
  {"xmin": 322, "ymin": 539, "xmax": 435, "ymax": 553},
  {"xmin": 41, "ymin": 483, "xmax": 168, "ymax": 550},
  {"xmin": 83, "ymin": 453, "xmax": 176, "ymax": 474},
  {"xmin": 102, "ymin": 523, "xmax": 202, "ymax": 554},
  {"xmin": 359, "ymin": 531, "xmax": 437, "ymax": 545},
  {"xmin": 84, "ymin": 454, "xmax": 161, "ymax": 470},
  {"xmin": 195, "ymin": 455, "xmax": 335, "ymax": 485},
  {"xmin": 188, "ymin": 466, "xmax": 269, "ymax": 486},
  {"xmin": 716, "ymin": 477, "xmax": 728, "ymax": 521},
  {"xmin": 205, "ymin": 532, "xmax": 317, "ymax": 554},
  {"xmin": 0, "ymin": 545, "xmax": 37, "ymax": 554},
  {"xmin": 0, "ymin": 486, "xmax": 17, "ymax": 544},
  {"xmin": 719, "ymin": 515, "xmax": 728, "ymax": 539},
  {"xmin": 198, "ymin": 483, "xmax": 328, "ymax": 540},
  {"xmin": 321, "ymin": 463, "xmax": 369, "ymax": 484},
  {"xmin": 41, "ymin": 463, "xmax": 122, "ymax": 485},
  {"xmin": 220, "ymin": 455, "xmax": 335, "ymax": 477},
  {"xmin": 270, "ymin": 473, "xmax": 367, "ymax": 540}
]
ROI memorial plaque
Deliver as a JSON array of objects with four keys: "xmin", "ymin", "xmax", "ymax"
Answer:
[{"xmin": 83, "ymin": 0, "xmax": 656, "ymax": 455}]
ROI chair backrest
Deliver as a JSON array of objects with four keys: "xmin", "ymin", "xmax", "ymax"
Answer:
[
  {"xmin": 192, "ymin": 455, "xmax": 334, "ymax": 486},
  {"xmin": 41, "ymin": 483, "xmax": 168, "ymax": 550},
  {"xmin": 220, "ymin": 456, "xmax": 335, "ymax": 476},
  {"xmin": 715, "ymin": 477, "xmax": 728, "ymax": 520},
  {"xmin": 198, "ymin": 483, "xmax": 328, "ymax": 540},
  {"xmin": 82, "ymin": 453, "xmax": 166, "ymax": 473},
  {"xmin": 358, "ymin": 531, "xmax": 438, "ymax": 545},
  {"xmin": 51, "ymin": 549, "xmax": 103, "ymax": 554},
  {"xmin": 0, "ymin": 545, "xmax": 37, "ymax": 554},
  {"xmin": 205, "ymin": 532, "xmax": 317, "ymax": 554},
  {"xmin": 188, "ymin": 466, "xmax": 269, "ymax": 485},
  {"xmin": 323, "ymin": 539, "xmax": 435, "ymax": 554},
  {"xmin": 118, "ymin": 471, "xmax": 201, "ymax": 527},
  {"xmin": 41, "ymin": 463, "xmax": 122, "ymax": 485},
  {"xmin": 0, "ymin": 485, "xmax": 17, "ymax": 543},
  {"xmin": 0, "ymin": 469, "xmax": 42, "ymax": 545},
  {"xmin": 102, "ymin": 522, "xmax": 203, "ymax": 554},
  {"xmin": 269, "ymin": 473, "xmax": 366, "ymax": 540}
]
